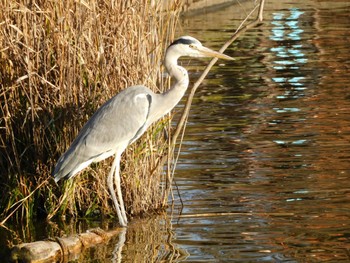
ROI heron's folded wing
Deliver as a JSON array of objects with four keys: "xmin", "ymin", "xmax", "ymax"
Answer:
[{"xmin": 53, "ymin": 86, "xmax": 152, "ymax": 180}]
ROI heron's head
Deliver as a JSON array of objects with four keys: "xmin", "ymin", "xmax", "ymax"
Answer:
[{"xmin": 166, "ymin": 36, "xmax": 234, "ymax": 60}]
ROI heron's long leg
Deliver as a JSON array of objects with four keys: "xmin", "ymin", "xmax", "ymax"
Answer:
[
  {"xmin": 113, "ymin": 153, "xmax": 128, "ymax": 224},
  {"xmin": 107, "ymin": 153, "xmax": 126, "ymax": 226}
]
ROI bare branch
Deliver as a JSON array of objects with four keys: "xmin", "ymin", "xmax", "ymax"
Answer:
[{"xmin": 168, "ymin": 0, "xmax": 266, "ymax": 179}]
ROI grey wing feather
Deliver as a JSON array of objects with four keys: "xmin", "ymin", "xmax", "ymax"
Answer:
[{"xmin": 53, "ymin": 85, "xmax": 153, "ymax": 182}]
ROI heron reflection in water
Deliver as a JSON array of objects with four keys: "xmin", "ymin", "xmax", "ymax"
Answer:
[{"xmin": 53, "ymin": 36, "xmax": 234, "ymax": 226}]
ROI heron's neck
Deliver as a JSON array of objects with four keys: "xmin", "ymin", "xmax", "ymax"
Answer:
[
  {"xmin": 148, "ymin": 52, "xmax": 189, "ymax": 124},
  {"xmin": 165, "ymin": 62, "xmax": 189, "ymax": 89},
  {"xmin": 162, "ymin": 54, "xmax": 189, "ymax": 106}
]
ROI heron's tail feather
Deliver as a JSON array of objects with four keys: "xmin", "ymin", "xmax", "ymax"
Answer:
[
  {"xmin": 53, "ymin": 149, "xmax": 94, "ymax": 182},
  {"xmin": 53, "ymin": 169, "xmax": 72, "ymax": 183}
]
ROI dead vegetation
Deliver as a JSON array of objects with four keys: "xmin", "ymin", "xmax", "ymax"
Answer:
[{"xmin": 0, "ymin": 0, "xmax": 181, "ymax": 222}]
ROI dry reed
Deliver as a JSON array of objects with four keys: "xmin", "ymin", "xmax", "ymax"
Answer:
[{"xmin": 0, "ymin": 0, "xmax": 182, "ymax": 222}]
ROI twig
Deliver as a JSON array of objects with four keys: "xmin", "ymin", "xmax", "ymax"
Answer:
[
  {"xmin": 178, "ymin": 211, "xmax": 295, "ymax": 218},
  {"xmin": 164, "ymin": 0, "xmax": 265, "ymax": 205}
]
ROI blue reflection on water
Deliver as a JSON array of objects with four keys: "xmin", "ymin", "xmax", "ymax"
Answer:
[
  {"xmin": 270, "ymin": 8, "xmax": 307, "ymax": 100},
  {"xmin": 270, "ymin": 8, "xmax": 306, "ymax": 73}
]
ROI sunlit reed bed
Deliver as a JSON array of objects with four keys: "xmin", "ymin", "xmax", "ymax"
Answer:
[{"xmin": 0, "ymin": 0, "xmax": 181, "ymax": 222}]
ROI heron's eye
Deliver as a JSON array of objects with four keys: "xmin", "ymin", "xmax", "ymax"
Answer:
[{"xmin": 189, "ymin": 44, "xmax": 195, "ymax": 49}]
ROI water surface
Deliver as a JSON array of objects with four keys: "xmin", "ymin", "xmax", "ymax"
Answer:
[
  {"xmin": 171, "ymin": 0, "xmax": 350, "ymax": 262},
  {"xmin": 3, "ymin": 0, "xmax": 350, "ymax": 262}
]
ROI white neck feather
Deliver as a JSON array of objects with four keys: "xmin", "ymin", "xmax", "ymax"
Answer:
[
  {"xmin": 161, "ymin": 49, "xmax": 189, "ymax": 109},
  {"xmin": 148, "ymin": 48, "xmax": 190, "ymax": 123}
]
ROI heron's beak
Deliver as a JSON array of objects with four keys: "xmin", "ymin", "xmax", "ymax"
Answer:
[{"xmin": 196, "ymin": 45, "xmax": 234, "ymax": 60}]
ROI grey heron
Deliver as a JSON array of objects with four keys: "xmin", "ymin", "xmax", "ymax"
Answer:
[{"xmin": 53, "ymin": 36, "xmax": 233, "ymax": 226}]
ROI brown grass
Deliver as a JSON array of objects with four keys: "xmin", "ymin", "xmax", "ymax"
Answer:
[{"xmin": 0, "ymin": 0, "xmax": 182, "ymax": 221}]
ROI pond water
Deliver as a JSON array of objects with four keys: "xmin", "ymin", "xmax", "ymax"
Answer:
[
  {"xmin": 168, "ymin": 0, "xmax": 350, "ymax": 262},
  {"xmin": 3, "ymin": 0, "xmax": 350, "ymax": 262}
]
